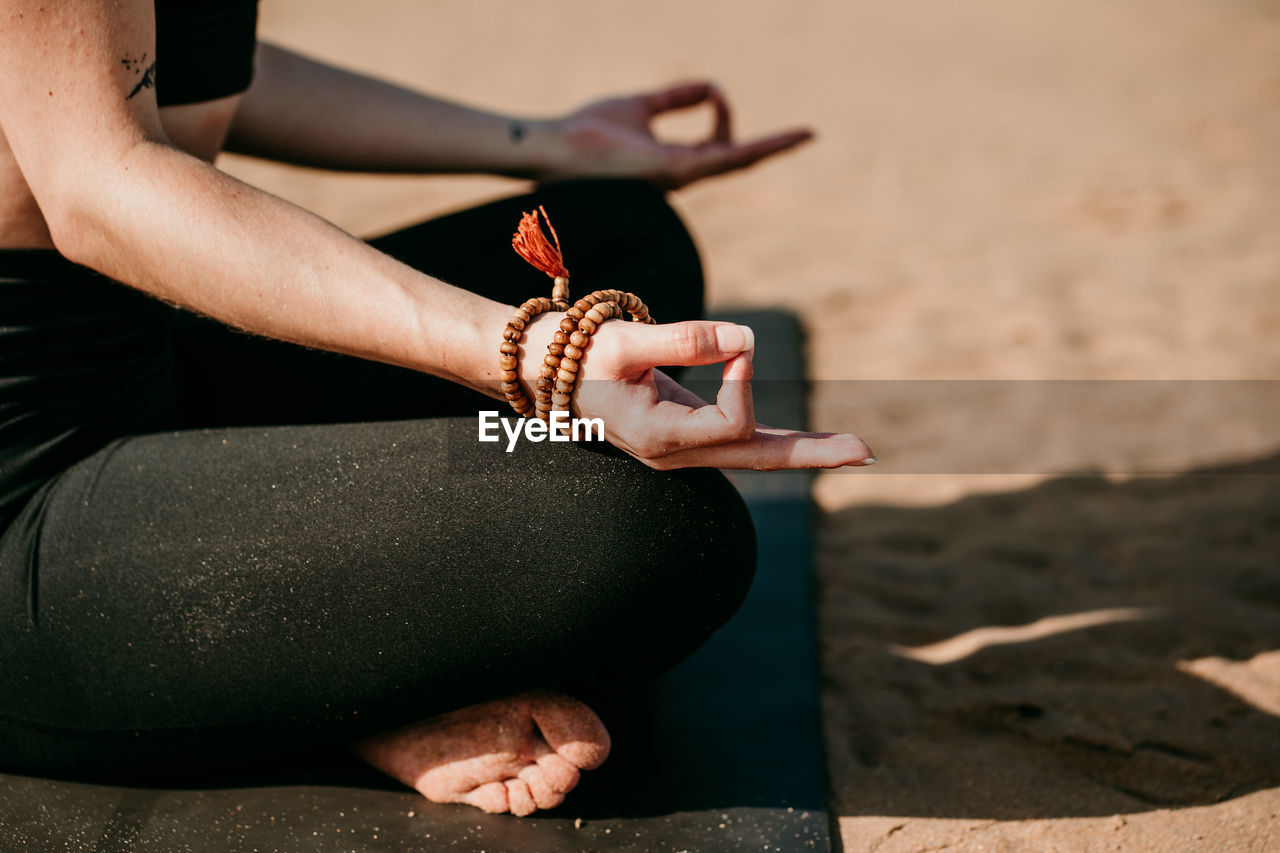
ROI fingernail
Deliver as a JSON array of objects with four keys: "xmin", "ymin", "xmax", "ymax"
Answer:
[
  {"xmin": 715, "ymin": 324, "xmax": 754, "ymax": 353},
  {"xmin": 861, "ymin": 456, "xmax": 878, "ymax": 465}
]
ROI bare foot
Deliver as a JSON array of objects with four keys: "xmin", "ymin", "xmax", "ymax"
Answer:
[{"xmin": 352, "ymin": 689, "xmax": 611, "ymax": 817}]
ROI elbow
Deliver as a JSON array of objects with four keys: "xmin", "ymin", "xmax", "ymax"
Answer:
[
  {"xmin": 42, "ymin": 196, "xmax": 100, "ymax": 267},
  {"xmin": 38, "ymin": 150, "xmax": 145, "ymax": 269},
  {"xmin": 28, "ymin": 158, "xmax": 109, "ymax": 265},
  {"xmin": 30, "ymin": 136, "xmax": 167, "ymax": 268}
]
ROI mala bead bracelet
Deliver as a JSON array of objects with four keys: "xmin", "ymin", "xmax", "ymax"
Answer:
[
  {"xmin": 503, "ymin": 207, "xmax": 655, "ymax": 422},
  {"xmin": 499, "ymin": 289, "xmax": 568, "ymax": 417},
  {"xmin": 544, "ymin": 291, "xmax": 653, "ymax": 416}
]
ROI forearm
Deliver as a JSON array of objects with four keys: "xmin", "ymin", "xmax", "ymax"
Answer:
[
  {"xmin": 225, "ymin": 43, "xmax": 563, "ymax": 175},
  {"xmin": 58, "ymin": 139, "xmax": 512, "ymax": 393}
]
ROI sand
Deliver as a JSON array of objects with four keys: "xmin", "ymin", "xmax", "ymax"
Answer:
[{"xmin": 224, "ymin": 1, "xmax": 1280, "ymax": 848}]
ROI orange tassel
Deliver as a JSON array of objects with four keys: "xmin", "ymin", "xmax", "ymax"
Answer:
[{"xmin": 512, "ymin": 205, "xmax": 569, "ymax": 279}]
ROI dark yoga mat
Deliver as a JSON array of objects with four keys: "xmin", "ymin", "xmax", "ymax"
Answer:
[{"xmin": 0, "ymin": 309, "xmax": 832, "ymax": 853}]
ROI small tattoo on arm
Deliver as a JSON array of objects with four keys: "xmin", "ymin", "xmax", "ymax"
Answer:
[
  {"xmin": 121, "ymin": 53, "xmax": 156, "ymax": 101},
  {"xmin": 509, "ymin": 120, "xmax": 527, "ymax": 144}
]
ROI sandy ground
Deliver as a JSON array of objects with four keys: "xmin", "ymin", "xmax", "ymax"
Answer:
[{"xmin": 226, "ymin": 1, "xmax": 1280, "ymax": 849}]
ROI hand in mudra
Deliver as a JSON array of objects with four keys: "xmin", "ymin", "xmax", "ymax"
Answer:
[
  {"xmin": 522, "ymin": 314, "xmax": 874, "ymax": 471},
  {"xmin": 542, "ymin": 81, "xmax": 813, "ymax": 189}
]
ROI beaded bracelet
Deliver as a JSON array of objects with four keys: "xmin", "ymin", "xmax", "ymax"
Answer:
[{"xmin": 503, "ymin": 207, "xmax": 654, "ymax": 423}]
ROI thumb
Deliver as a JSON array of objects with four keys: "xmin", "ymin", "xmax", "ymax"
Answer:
[{"xmin": 618, "ymin": 321, "xmax": 755, "ymax": 370}]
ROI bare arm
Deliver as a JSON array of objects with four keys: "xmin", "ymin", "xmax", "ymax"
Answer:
[
  {"xmin": 227, "ymin": 43, "xmax": 815, "ymax": 188},
  {"xmin": 225, "ymin": 42, "xmax": 562, "ymax": 176}
]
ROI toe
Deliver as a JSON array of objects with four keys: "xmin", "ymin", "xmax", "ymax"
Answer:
[
  {"xmin": 529, "ymin": 692, "xmax": 612, "ymax": 770},
  {"xmin": 505, "ymin": 778, "xmax": 538, "ymax": 817},
  {"xmin": 534, "ymin": 751, "xmax": 581, "ymax": 794},
  {"xmin": 519, "ymin": 763, "xmax": 567, "ymax": 811},
  {"xmin": 462, "ymin": 780, "xmax": 509, "ymax": 814}
]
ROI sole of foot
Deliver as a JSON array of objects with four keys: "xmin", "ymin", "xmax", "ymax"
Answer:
[{"xmin": 353, "ymin": 688, "xmax": 611, "ymax": 816}]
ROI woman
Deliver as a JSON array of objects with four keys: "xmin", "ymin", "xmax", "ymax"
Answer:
[{"xmin": 0, "ymin": 0, "xmax": 873, "ymax": 817}]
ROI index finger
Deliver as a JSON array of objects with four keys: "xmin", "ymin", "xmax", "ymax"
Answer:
[
  {"xmin": 638, "ymin": 352, "xmax": 756, "ymax": 453},
  {"xmin": 644, "ymin": 82, "xmax": 732, "ymax": 142},
  {"xmin": 644, "ymin": 81, "xmax": 717, "ymax": 113}
]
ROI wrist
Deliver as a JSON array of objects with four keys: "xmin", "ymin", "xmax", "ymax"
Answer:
[
  {"xmin": 505, "ymin": 116, "xmax": 571, "ymax": 180},
  {"xmin": 455, "ymin": 303, "xmax": 563, "ymax": 405}
]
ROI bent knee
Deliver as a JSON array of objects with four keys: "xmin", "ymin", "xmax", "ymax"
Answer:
[
  {"xmin": 572, "ymin": 464, "xmax": 757, "ymax": 671},
  {"xmin": 646, "ymin": 467, "xmax": 757, "ymax": 628}
]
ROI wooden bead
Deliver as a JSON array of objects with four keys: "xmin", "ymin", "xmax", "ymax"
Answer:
[
  {"xmin": 500, "ymin": 294, "xmax": 536, "ymax": 418},
  {"xmin": 548, "ymin": 342, "xmax": 565, "ymax": 357},
  {"xmin": 539, "ymin": 363, "xmax": 556, "ymax": 380},
  {"xmin": 559, "ymin": 357, "xmax": 579, "ymax": 373},
  {"xmin": 569, "ymin": 331, "xmax": 589, "ymax": 348},
  {"xmin": 579, "ymin": 317, "xmax": 597, "ymax": 335},
  {"xmin": 543, "ymin": 352, "xmax": 561, "ymax": 369},
  {"xmin": 585, "ymin": 306, "xmax": 607, "ymax": 324},
  {"xmin": 553, "ymin": 377, "xmax": 574, "ymax": 394},
  {"xmin": 552, "ymin": 276, "xmax": 570, "ymax": 303},
  {"xmin": 556, "ymin": 368, "xmax": 577, "ymax": 385},
  {"xmin": 553, "ymin": 330, "xmax": 570, "ymax": 345},
  {"xmin": 559, "ymin": 317, "xmax": 578, "ymax": 334},
  {"xmin": 552, "ymin": 391, "xmax": 571, "ymax": 408},
  {"xmin": 564, "ymin": 343, "xmax": 583, "ymax": 360}
]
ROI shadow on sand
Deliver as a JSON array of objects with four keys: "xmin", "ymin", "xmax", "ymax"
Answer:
[{"xmin": 819, "ymin": 453, "xmax": 1280, "ymax": 821}]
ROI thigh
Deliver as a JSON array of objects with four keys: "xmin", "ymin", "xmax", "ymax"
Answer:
[
  {"xmin": 0, "ymin": 416, "xmax": 753, "ymax": 777},
  {"xmin": 173, "ymin": 178, "xmax": 704, "ymax": 429}
]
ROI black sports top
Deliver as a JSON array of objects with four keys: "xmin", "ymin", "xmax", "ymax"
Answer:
[{"xmin": 154, "ymin": 0, "xmax": 259, "ymax": 106}]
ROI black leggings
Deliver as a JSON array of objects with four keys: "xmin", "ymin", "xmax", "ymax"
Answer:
[{"xmin": 0, "ymin": 179, "xmax": 756, "ymax": 778}]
